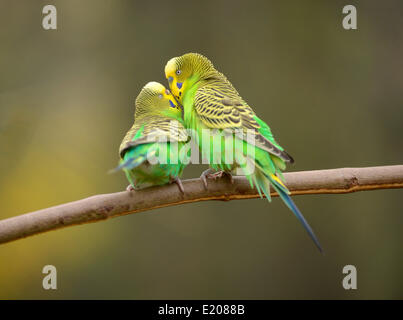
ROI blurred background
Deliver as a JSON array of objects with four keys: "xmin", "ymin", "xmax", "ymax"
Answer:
[{"xmin": 0, "ymin": 0, "xmax": 402, "ymax": 299}]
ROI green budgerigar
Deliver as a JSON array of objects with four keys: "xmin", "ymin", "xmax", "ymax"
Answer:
[
  {"xmin": 114, "ymin": 82, "xmax": 189, "ymax": 192},
  {"xmin": 165, "ymin": 53, "xmax": 322, "ymax": 252}
]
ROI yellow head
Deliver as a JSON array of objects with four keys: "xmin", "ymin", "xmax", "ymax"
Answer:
[
  {"xmin": 164, "ymin": 53, "xmax": 216, "ymax": 102},
  {"xmin": 134, "ymin": 82, "xmax": 181, "ymax": 118}
]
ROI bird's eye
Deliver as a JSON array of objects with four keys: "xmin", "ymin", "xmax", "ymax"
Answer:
[
  {"xmin": 176, "ymin": 70, "xmax": 181, "ymax": 75},
  {"xmin": 158, "ymin": 94, "xmax": 163, "ymax": 99}
]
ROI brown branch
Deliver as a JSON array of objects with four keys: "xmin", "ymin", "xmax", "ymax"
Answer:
[{"xmin": 0, "ymin": 165, "xmax": 402, "ymax": 245}]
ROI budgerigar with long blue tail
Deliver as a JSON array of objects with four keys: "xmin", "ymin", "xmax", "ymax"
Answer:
[{"xmin": 164, "ymin": 53, "xmax": 323, "ymax": 252}]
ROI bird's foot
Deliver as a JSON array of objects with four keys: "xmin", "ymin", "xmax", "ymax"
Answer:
[
  {"xmin": 200, "ymin": 168, "xmax": 215, "ymax": 189},
  {"xmin": 126, "ymin": 184, "xmax": 135, "ymax": 192},
  {"xmin": 200, "ymin": 169, "xmax": 234, "ymax": 189},
  {"xmin": 171, "ymin": 177, "xmax": 185, "ymax": 194},
  {"xmin": 211, "ymin": 170, "xmax": 234, "ymax": 184}
]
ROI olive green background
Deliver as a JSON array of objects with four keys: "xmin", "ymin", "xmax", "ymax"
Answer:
[{"xmin": 0, "ymin": 0, "xmax": 401, "ymax": 299}]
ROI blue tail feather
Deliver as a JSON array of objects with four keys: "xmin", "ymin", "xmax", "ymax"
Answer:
[
  {"xmin": 110, "ymin": 155, "xmax": 146, "ymax": 173},
  {"xmin": 271, "ymin": 180, "xmax": 323, "ymax": 253}
]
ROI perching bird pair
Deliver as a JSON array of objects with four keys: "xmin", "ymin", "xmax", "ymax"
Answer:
[{"xmin": 115, "ymin": 53, "xmax": 323, "ymax": 253}]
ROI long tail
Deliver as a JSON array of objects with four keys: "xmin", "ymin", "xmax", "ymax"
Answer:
[
  {"xmin": 249, "ymin": 164, "xmax": 323, "ymax": 253},
  {"xmin": 269, "ymin": 173, "xmax": 323, "ymax": 253}
]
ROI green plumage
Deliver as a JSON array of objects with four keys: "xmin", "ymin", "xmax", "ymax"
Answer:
[
  {"xmin": 116, "ymin": 82, "xmax": 188, "ymax": 190},
  {"xmin": 165, "ymin": 53, "xmax": 322, "ymax": 252}
]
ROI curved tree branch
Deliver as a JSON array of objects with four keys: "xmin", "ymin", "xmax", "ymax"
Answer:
[{"xmin": 0, "ymin": 165, "xmax": 402, "ymax": 245}]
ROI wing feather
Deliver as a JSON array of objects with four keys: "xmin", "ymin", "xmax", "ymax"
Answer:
[
  {"xmin": 194, "ymin": 80, "xmax": 293, "ymax": 162},
  {"xmin": 119, "ymin": 117, "xmax": 188, "ymax": 158}
]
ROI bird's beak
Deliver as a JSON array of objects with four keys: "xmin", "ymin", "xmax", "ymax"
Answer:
[
  {"xmin": 164, "ymin": 89, "xmax": 183, "ymax": 112},
  {"xmin": 167, "ymin": 76, "xmax": 174, "ymax": 90},
  {"xmin": 167, "ymin": 76, "xmax": 181, "ymax": 101}
]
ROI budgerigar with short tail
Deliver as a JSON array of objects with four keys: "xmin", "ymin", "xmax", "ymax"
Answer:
[{"xmin": 114, "ymin": 82, "xmax": 189, "ymax": 193}]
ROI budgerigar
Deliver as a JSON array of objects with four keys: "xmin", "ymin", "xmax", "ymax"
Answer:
[
  {"xmin": 164, "ymin": 53, "xmax": 322, "ymax": 252},
  {"xmin": 114, "ymin": 82, "xmax": 189, "ymax": 192}
]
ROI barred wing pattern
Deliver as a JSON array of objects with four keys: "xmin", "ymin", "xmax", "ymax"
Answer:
[
  {"xmin": 119, "ymin": 117, "xmax": 188, "ymax": 158},
  {"xmin": 194, "ymin": 79, "xmax": 293, "ymax": 163}
]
